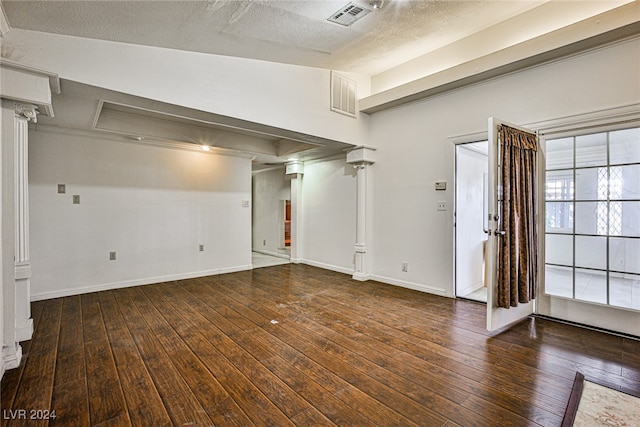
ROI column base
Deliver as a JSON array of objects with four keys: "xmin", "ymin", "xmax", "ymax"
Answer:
[
  {"xmin": 2, "ymin": 343, "xmax": 23, "ymax": 370},
  {"xmin": 352, "ymin": 272, "xmax": 371, "ymax": 281},
  {"xmin": 15, "ymin": 318, "xmax": 33, "ymax": 342}
]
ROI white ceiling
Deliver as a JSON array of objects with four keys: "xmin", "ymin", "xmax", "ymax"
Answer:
[
  {"xmin": 2, "ymin": 0, "xmax": 636, "ymax": 169},
  {"xmin": 2, "ymin": 0, "xmax": 550, "ymax": 76}
]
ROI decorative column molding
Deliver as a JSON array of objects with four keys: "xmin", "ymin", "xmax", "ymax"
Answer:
[
  {"xmin": 13, "ymin": 105, "xmax": 33, "ymax": 342},
  {"xmin": 346, "ymin": 146, "xmax": 376, "ymax": 281},
  {"xmin": 15, "ymin": 104, "xmax": 39, "ymax": 123},
  {"xmin": 286, "ymin": 160, "xmax": 304, "ymax": 264}
]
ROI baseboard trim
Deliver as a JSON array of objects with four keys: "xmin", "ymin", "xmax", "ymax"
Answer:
[
  {"xmin": 252, "ymin": 249, "xmax": 290, "ymax": 260},
  {"xmin": 301, "ymin": 259, "xmax": 354, "ymax": 276},
  {"xmin": 457, "ymin": 281, "xmax": 485, "ymax": 297},
  {"xmin": 371, "ymin": 274, "xmax": 448, "ymax": 297},
  {"xmin": 31, "ymin": 265, "xmax": 252, "ymax": 301}
]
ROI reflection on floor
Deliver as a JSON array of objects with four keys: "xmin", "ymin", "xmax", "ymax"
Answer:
[
  {"xmin": 458, "ymin": 286, "xmax": 487, "ymax": 303},
  {"xmin": 545, "ymin": 266, "xmax": 640, "ymax": 310},
  {"xmin": 252, "ymin": 251, "xmax": 290, "ymax": 269}
]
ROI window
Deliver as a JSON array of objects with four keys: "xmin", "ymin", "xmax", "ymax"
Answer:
[{"xmin": 544, "ymin": 127, "xmax": 640, "ymax": 310}]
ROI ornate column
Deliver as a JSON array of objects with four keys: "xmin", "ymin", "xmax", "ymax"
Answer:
[
  {"xmin": 286, "ymin": 160, "xmax": 304, "ymax": 264},
  {"xmin": 13, "ymin": 104, "xmax": 35, "ymax": 342},
  {"xmin": 346, "ymin": 146, "xmax": 376, "ymax": 281}
]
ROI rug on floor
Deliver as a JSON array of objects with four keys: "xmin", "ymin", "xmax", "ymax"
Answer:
[{"xmin": 562, "ymin": 372, "xmax": 640, "ymax": 426}]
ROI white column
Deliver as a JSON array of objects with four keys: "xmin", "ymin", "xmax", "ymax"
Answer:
[
  {"xmin": 286, "ymin": 161, "xmax": 304, "ymax": 264},
  {"xmin": 14, "ymin": 104, "xmax": 34, "ymax": 342},
  {"xmin": 347, "ymin": 146, "xmax": 376, "ymax": 281}
]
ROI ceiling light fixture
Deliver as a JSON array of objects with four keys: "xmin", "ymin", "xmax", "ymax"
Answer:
[
  {"xmin": 369, "ymin": 0, "xmax": 384, "ymax": 10},
  {"xmin": 201, "ymin": 145, "xmax": 211, "ymax": 151}
]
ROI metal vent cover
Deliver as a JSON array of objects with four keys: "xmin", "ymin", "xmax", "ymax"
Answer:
[
  {"xmin": 330, "ymin": 71, "xmax": 357, "ymax": 118},
  {"xmin": 327, "ymin": 2, "xmax": 372, "ymax": 27}
]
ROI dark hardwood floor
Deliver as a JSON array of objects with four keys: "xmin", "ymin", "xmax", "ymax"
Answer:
[{"xmin": 2, "ymin": 264, "xmax": 639, "ymax": 426}]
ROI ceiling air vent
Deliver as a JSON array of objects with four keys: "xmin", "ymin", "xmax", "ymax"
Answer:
[{"xmin": 327, "ymin": 2, "xmax": 372, "ymax": 27}]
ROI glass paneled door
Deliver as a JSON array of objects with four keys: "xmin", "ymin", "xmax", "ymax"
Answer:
[{"xmin": 540, "ymin": 126, "xmax": 640, "ymax": 336}]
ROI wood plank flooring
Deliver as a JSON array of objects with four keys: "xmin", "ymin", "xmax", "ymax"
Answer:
[{"xmin": 2, "ymin": 264, "xmax": 639, "ymax": 426}]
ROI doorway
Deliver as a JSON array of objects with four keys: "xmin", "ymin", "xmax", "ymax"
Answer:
[
  {"xmin": 281, "ymin": 199, "xmax": 291, "ymax": 255},
  {"xmin": 455, "ymin": 141, "xmax": 489, "ymax": 302}
]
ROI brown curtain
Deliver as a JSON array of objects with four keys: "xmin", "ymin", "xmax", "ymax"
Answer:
[{"xmin": 497, "ymin": 125, "xmax": 538, "ymax": 308}]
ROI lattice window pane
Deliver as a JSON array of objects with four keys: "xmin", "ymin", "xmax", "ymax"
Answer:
[{"xmin": 609, "ymin": 201, "xmax": 622, "ymax": 236}]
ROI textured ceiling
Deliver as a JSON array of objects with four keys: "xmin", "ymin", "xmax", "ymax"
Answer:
[{"xmin": 1, "ymin": 0, "xmax": 547, "ymax": 76}]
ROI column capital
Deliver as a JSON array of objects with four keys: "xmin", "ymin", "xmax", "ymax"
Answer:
[
  {"xmin": 15, "ymin": 103, "xmax": 39, "ymax": 123},
  {"xmin": 346, "ymin": 145, "xmax": 376, "ymax": 166},
  {"xmin": 285, "ymin": 159, "xmax": 304, "ymax": 175}
]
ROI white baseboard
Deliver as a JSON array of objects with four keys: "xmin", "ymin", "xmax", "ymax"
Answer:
[
  {"xmin": 457, "ymin": 281, "xmax": 485, "ymax": 297},
  {"xmin": 301, "ymin": 259, "xmax": 354, "ymax": 276},
  {"xmin": 371, "ymin": 274, "xmax": 448, "ymax": 297},
  {"xmin": 252, "ymin": 249, "xmax": 290, "ymax": 260},
  {"xmin": 31, "ymin": 264, "xmax": 252, "ymax": 301}
]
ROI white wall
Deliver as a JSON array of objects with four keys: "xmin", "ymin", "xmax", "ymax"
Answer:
[
  {"xmin": 28, "ymin": 129, "xmax": 252, "ymax": 300},
  {"xmin": 368, "ymin": 38, "xmax": 640, "ymax": 298},
  {"xmin": 301, "ymin": 157, "xmax": 356, "ymax": 274},
  {"xmin": 2, "ymin": 29, "xmax": 370, "ymax": 147},
  {"xmin": 252, "ymin": 168, "xmax": 290, "ymax": 256}
]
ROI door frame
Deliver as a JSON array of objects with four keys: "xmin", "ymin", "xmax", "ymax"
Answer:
[
  {"xmin": 537, "ymin": 121, "xmax": 640, "ymax": 337},
  {"xmin": 453, "ymin": 140, "xmax": 489, "ymax": 302},
  {"xmin": 450, "ymin": 105, "xmax": 640, "ymax": 335}
]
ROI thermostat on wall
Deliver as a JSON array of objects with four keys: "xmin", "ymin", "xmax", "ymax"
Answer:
[{"xmin": 435, "ymin": 181, "xmax": 446, "ymax": 191}]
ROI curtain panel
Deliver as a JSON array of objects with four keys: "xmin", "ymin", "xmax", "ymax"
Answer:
[{"xmin": 497, "ymin": 125, "xmax": 538, "ymax": 308}]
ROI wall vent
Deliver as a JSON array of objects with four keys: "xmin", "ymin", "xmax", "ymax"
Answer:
[
  {"xmin": 330, "ymin": 71, "xmax": 357, "ymax": 118},
  {"xmin": 327, "ymin": 2, "xmax": 372, "ymax": 27}
]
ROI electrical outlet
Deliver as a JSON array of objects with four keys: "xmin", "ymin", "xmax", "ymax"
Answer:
[
  {"xmin": 401, "ymin": 262, "xmax": 408, "ymax": 272},
  {"xmin": 199, "ymin": 244, "xmax": 205, "ymax": 252},
  {"xmin": 73, "ymin": 195, "xmax": 80, "ymax": 204},
  {"xmin": 109, "ymin": 251, "xmax": 117, "ymax": 261},
  {"xmin": 242, "ymin": 200, "xmax": 250, "ymax": 207},
  {"xmin": 437, "ymin": 201, "xmax": 447, "ymax": 211}
]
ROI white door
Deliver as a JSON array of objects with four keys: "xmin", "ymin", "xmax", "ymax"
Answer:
[{"xmin": 486, "ymin": 117, "xmax": 536, "ymax": 332}]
